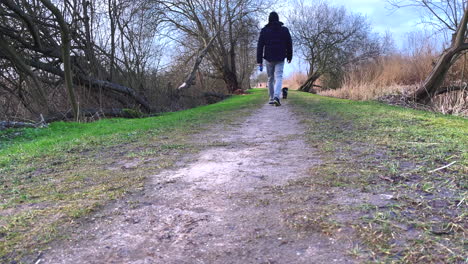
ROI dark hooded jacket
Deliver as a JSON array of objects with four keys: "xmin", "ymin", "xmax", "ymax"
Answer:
[{"xmin": 257, "ymin": 21, "xmax": 293, "ymax": 63}]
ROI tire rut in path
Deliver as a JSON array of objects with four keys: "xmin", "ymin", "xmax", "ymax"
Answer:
[{"xmin": 42, "ymin": 101, "xmax": 355, "ymax": 264}]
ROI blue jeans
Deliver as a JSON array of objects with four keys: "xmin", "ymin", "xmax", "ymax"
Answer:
[{"xmin": 266, "ymin": 60, "xmax": 285, "ymax": 99}]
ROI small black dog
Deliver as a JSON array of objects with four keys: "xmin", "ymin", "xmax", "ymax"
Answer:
[{"xmin": 282, "ymin": 87, "xmax": 288, "ymax": 99}]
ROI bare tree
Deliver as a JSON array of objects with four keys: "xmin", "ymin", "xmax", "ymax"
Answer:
[
  {"xmin": 158, "ymin": 0, "xmax": 270, "ymax": 93},
  {"xmin": 236, "ymin": 15, "xmax": 259, "ymax": 89},
  {"xmin": 289, "ymin": 0, "xmax": 381, "ymax": 92},
  {"xmin": 0, "ymin": 0, "xmax": 267, "ymax": 122},
  {"xmin": 0, "ymin": 0, "xmax": 165, "ymax": 120},
  {"xmin": 388, "ymin": 0, "xmax": 468, "ymax": 102}
]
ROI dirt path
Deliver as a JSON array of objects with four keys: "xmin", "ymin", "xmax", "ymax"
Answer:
[{"xmin": 42, "ymin": 101, "xmax": 355, "ymax": 264}]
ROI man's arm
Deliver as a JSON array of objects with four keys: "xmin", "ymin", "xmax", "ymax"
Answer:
[
  {"xmin": 286, "ymin": 28, "xmax": 293, "ymax": 63},
  {"xmin": 257, "ymin": 29, "xmax": 265, "ymax": 64}
]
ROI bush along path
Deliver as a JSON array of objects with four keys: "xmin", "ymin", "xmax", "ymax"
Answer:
[{"xmin": 1, "ymin": 89, "xmax": 466, "ymax": 263}]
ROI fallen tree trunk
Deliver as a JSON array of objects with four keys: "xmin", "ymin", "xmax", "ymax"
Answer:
[
  {"xmin": 75, "ymin": 76, "xmax": 151, "ymax": 112},
  {"xmin": 1, "ymin": 108, "xmax": 145, "ymax": 129},
  {"xmin": 202, "ymin": 92, "xmax": 227, "ymax": 100},
  {"xmin": 434, "ymin": 85, "xmax": 468, "ymax": 96},
  {"xmin": 44, "ymin": 108, "xmax": 145, "ymax": 122},
  {"xmin": 0, "ymin": 121, "xmax": 41, "ymax": 130},
  {"xmin": 24, "ymin": 58, "xmax": 152, "ymax": 112}
]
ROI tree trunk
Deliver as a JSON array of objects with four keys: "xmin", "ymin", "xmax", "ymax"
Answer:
[
  {"xmin": 413, "ymin": 6, "xmax": 468, "ymax": 103},
  {"xmin": 108, "ymin": 0, "xmax": 116, "ymax": 82},
  {"xmin": 299, "ymin": 73, "xmax": 321, "ymax": 93},
  {"xmin": 413, "ymin": 49, "xmax": 459, "ymax": 103},
  {"xmin": 82, "ymin": 0, "xmax": 94, "ymax": 63},
  {"xmin": 223, "ymin": 69, "xmax": 239, "ymax": 93},
  {"xmin": 227, "ymin": 1, "xmax": 237, "ymax": 88},
  {"xmin": 39, "ymin": 0, "xmax": 79, "ymax": 120},
  {"xmin": 178, "ymin": 31, "xmax": 219, "ymax": 90}
]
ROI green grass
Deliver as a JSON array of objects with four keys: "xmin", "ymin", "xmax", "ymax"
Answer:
[
  {"xmin": 2, "ymin": 88, "xmax": 466, "ymax": 263},
  {"xmin": 0, "ymin": 89, "xmax": 265, "ymax": 262},
  {"xmin": 0, "ymin": 90, "xmax": 264, "ymax": 172},
  {"xmin": 288, "ymin": 91, "xmax": 467, "ymax": 263}
]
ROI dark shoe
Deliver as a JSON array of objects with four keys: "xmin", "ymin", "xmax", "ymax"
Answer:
[
  {"xmin": 274, "ymin": 97, "xmax": 281, "ymax": 106},
  {"xmin": 268, "ymin": 98, "xmax": 275, "ymax": 105}
]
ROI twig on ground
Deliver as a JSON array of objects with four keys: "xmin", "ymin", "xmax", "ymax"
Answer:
[
  {"xmin": 437, "ymin": 242, "xmax": 455, "ymax": 255},
  {"xmin": 379, "ymin": 175, "xmax": 394, "ymax": 182},
  {"xmin": 429, "ymin": 161, "xmax": 457, "ymax": 173},
  {"xmin": 406, "ymin": 142, "xmax": 440, "ymax": 145}
]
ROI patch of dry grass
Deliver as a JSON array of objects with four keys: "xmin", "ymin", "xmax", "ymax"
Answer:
[
  {"xmin": 319, "ymin": 54, "xmax": 434, "ymax": 100},
  {"xmin": 288, "ymin": 32, "xmax": 467, "ymax": 116},
  {"xmin": 314, "ymin": 53, "xmax": 468, "ymax": 116},
  {"xmin": 283, "ymin": 72, "xmax": 308, "ymax": 90}
]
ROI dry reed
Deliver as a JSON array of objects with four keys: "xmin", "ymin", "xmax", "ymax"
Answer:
[{"xmin": 312, "ymin": 53, "xmax": 466, "ymax": 116}]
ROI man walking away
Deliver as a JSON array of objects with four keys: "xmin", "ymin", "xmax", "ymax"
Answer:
[{"xmin": 257, "ymin": 11, "xmax": 293, "ymax": 106}]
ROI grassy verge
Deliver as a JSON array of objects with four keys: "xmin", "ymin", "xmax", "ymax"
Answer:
[
  {"xmin": 0, "ymin": 89, "xmax": 265, "ymax": 262},
  {"xmin": 288, "ymin": 91, "xmax": 467, "ymax": 263}
]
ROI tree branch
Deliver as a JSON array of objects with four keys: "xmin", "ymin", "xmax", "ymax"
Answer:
[{"xmin": 179, "ymin": 30, "xmax": 220, "ymax": 90}]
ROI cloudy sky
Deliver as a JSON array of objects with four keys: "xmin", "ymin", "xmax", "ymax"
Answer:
[
  {"xmin": 329, "ymin": 0, "xmax": 423, "ymax": 44},
  {"xmin": 273, "ymin": 0, "xmax": 432, "ymax": 76}
]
